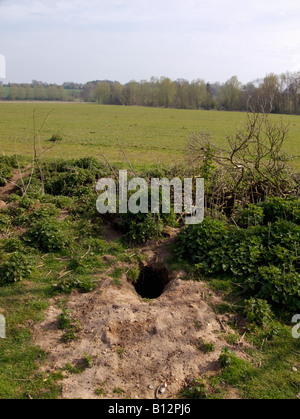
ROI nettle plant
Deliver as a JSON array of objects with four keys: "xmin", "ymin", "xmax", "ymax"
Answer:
[
  {"xmin": 0, "ymin": 165, "xmax": 13, "ymax": 187},
  {"xmin": 243, "ymin": 298, "xmax": 274, "ymax": 326},
  {"xmin": 0, "ymin": 252, "xmax": 33, "ymax": 284},
  {"xmin": 174, "ymin": 196, "xmax": 300, "ymax": 312},
  {"xmin": 0, "ymin": 155, "xmax": 18, "ymax": 186},
  {"xmin": 0, "ymin": 213, "xmax": 12, "ymax": 234},
  {"xmin": 24, "ymin": 219, "xmax": 70, "ymax": 252}
]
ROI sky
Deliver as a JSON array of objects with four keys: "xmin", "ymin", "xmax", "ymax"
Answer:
[{"xmin": 0, "ymin": 0, "xmax": 299, "ymax": 85}]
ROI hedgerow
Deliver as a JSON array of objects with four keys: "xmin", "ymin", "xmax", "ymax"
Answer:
[{"xmin": 174, "ymin": 198, "xmax": 300, "ymax": 312}]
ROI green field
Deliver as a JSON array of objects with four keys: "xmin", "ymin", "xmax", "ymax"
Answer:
[
  {"xmin": 1, "ymin": 102, "xmax": 300, "ymax": 400},
  {"xmin": 0, "ymin": 102, "xmax": 299, "ymax": 168}
]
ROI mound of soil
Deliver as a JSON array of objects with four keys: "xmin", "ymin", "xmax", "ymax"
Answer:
[{"xmin": 34, "ymin": 264, "xmax": 244, "ymax": 399}]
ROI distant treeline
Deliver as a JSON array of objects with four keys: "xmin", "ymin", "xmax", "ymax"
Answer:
[{"xmin": 0, "ymin": 72, "xmax": 299, "ymax": 114}]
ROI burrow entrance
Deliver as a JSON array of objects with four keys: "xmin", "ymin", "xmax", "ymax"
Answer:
[{"xmin": 134, "ymin": 265, "xmax": 172, "ymax": 299}]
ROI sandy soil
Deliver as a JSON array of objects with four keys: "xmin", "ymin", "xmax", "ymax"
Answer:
[{"xmin": 33, "ymin": 238, "xmax": 247, "ymax": 399}]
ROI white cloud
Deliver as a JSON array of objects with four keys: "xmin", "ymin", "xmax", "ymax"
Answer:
[{"xmin": 0, "ymin": 0, "xmax": 299, "ymax": 83}]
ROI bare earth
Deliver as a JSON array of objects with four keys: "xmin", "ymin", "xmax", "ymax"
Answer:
[
  {"xmin": 0, "ymin": 167, "xmax": 31, "ymax": 201},
  {"xmin": 33, "ymin": 238, "xmax": 246, "ymax": 400}
]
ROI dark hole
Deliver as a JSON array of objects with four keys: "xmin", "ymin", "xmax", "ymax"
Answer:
[{"xmin": 134, "ymin": 266, "xmax": 170, "ymax": 299}]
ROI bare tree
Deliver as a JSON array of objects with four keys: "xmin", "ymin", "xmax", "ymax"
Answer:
[
  {"xmin": 186, "ymin": 106, "xmax": 293, "ymax": 213},
  {"xmin": 23, "ymin": 110, "xmax": 59, "ymax": 196}
]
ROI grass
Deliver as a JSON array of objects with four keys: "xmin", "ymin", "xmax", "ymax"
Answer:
[
  {"xmin": 95, "ymin": 387, "xmax": 106, "ymax": 397},
  {"xmin": 116, "ymin": 347, "xmax": 125, "ymax": 357},
  {"xmin": 0, "ymin": 239, "xmax": 129, "ymax": 398},
  {"xmin": 215, "ymin": 327, "xmax": 300, "ymax": 399},
  {"xmin": 0, "ymin": 102, "xmax": 299, "ymax": 168},
  {"xmin": 181, "ymin": 326, "xmax": 300, "ymax": 400},
  {"xmin": 113, "ymin": 387, "xmax": 124, "ymax": 395},
  {"xmin": 197, "ymin": 340, "xmax": 216, "ymax": 353},
  {"xmin": 0, "ymin": 279, "xmax": 63, "ymax": 399},
  {"xmin": 179, "ymin": 268, "xmax": 300, "ymax": 400},
  {"xmin": 0, "ymin": 184, "xmax": 131, "ymax": 398},
  {"xmin": 0, "ymin": 106, "xmax": 299, "ymax": 399},
  {"xmin": 242, "ymin": 330, "xmax": 300, "ymax": 399}
]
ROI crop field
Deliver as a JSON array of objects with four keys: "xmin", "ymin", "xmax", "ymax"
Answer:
[{"xmin": 0, "ymin": 102, "xmax": 299, "ymax": 168}]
